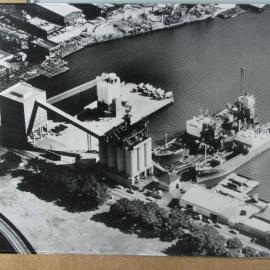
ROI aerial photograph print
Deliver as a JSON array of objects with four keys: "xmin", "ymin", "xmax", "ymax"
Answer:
[{"xmin": 0, "ymin": 2, "xmax": 270, "ymax": 257}]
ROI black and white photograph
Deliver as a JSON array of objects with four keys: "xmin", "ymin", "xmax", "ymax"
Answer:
[{"xmin": 0, "ymin": 2, "xmax": 270, "ymax": 257}]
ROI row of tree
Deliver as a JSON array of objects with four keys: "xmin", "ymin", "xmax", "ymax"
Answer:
[
  {"xmin": 109, "ymin": 198, "xmax": 268, "ymax": 257},
  {"xmin": 18, "ymin": 158, "xmax": 110, "ymax": 212}
]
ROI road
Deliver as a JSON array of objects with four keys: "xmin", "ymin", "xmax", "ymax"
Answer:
[{"xmin": 110, "ymin": 186, "xmax": 270, "ymax": 253}]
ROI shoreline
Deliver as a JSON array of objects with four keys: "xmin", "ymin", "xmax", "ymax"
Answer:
[{"xmin": 61, "ymin": 9, "xmax": 241, "ymax": 59}]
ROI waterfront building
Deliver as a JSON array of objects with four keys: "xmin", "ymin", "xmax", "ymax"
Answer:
[
  {"xmin": 0, "ymin": 22, "xmax": 30, "ymax": 52},
  {"xmin": 179, "ymin": 185, "xmax": 262, "ymax": 225},
  {"xmin": 0, "ymin": 5, "xmax": 61, "ymax": 40},
  {"xmin": 0, "ymin": 82, "xmax": 48, "ymax": 145},
  {"xmin": 35, "ymin": 3, "xmax": 85, "ymax": 26},
  {"xmin": 212, "ymin": 173, "xmax": 259, "ymax": 201},
  {"xmin": 99, "ymin": 121, "xmax": 153, "ymax": 186},
  {"xmin": 159, "ymin": 172, "xmax": 180, "ymax": 192},
  {"xmin": 29, "ymin": 38, "xmax": 61, "ymax": 63}
]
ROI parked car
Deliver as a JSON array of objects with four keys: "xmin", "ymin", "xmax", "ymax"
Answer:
[{"xmin": 229, "ymin": 229, "xmax": 238, "ymax": 235}]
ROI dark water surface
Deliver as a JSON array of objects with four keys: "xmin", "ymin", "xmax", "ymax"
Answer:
[{"xmin": 31, "ymin": 11, "xmax": 270, "ymax": 200}]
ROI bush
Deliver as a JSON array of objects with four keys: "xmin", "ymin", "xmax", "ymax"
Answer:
[
  {"xmin": 166, "ymin": 225, "xmax": 227, "ymax": 256},
  {"xmin": 242, "ymin": 246, "xmax": 257, "ymax": 257},
  {"xmin": 226, "ymin": 237, "xmax": 243, "ymax": 250}
]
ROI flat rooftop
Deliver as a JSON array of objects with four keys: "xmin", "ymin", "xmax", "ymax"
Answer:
[
  {"xmin": 82, "ymin": 83, "xmax": 173, "ymax": 137},
  {"xmin": 241, "ymin": 217, "xmax": 270, "ymax": 233},
  {"xmin": 31, "ymin": 38, "xmax": 59, "ymax": 50},
  {"xmin": 181, "ymin": 185, "xmax": 262, "ymax": 223},
  {"xmin": 0, "ymin": 82, "xmax": 45, "ymax": 103},
  {"xmin": 181, "ymin": 185, "xmax": 235, "ymax": 215},
  {"xmin": 37, "ymin": 3, "xmax": 82, "ymax": 17},
  {"xmin": 27, "ymin": 17, "xmax": 60, "ymax": 33},
  {"xmin": 212, "ymin": 173, "xmax": 259, "ymax": 201}
]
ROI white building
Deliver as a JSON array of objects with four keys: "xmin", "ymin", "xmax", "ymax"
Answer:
[
  {"xmin": 0, "ymin": 82, "xmax": 48, "ymax": 144},
  {"xmin": 96, "ymin": 73, "xmax": 122, "ymax": 117}
]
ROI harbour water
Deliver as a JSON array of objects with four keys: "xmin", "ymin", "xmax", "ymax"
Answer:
[{"xmin": 30, "ymin": 10, "xmax": 270, "ymax": 200}]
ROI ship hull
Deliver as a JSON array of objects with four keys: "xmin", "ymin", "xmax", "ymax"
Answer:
[{"xmin": 196, "ymin": 135, "xmax": 270, "ymax": 183}]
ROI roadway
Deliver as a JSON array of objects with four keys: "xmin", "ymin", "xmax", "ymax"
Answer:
[{"xmin": 109, "ymin": 185, "xmax": 270, "ymax": 253}]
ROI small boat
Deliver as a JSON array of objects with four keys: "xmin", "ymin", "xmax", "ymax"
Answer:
[
  {"xmin": 153, "ymin": 133, "xmax": 189, "ymax": 158},
  {"xmin": 196, "ymin": 154, "xmax": 225, "ymax": 175}
]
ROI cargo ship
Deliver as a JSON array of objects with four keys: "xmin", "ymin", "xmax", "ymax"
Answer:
[
  {"xmin": 196, "ymin": 124, "xmax": 270, "ymax": 183},
  {"xmin": 155, "ymin": 87, "xmax": 270, "ymax": 182}
]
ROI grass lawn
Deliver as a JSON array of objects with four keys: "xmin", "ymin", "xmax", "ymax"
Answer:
[{"xmin": 0, "ymin": 174, "xmax": 171, "ymax": 255}]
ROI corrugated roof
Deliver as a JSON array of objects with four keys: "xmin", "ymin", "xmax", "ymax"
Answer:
[{"xmin": 37, "ymin": 3, "xmax": 82, "ymax": 17}]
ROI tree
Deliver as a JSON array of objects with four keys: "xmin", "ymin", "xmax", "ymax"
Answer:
[
  {"xmin": 0, "ymin": 151, "xmax": 22, "ymax": 175},
  {"xmin": 167, "ymin": 225, "xmax": 227, "ymax": 256},
  {"xmin": 140, "ymin": 202, "xmax": 167, "ymax": 234},
  {"xmin": 242, "ymin": 246, "xmax": 257, "ymax": 257},
  {"xmin": 226, "ymin": 237, "xmax": 243, "ymax": 250},
  {"xmin": 200, "ymin": 225, "xmax": 227, "ymax": 256},
  {"xmin": 168, "ymin": 232, "xmax": 205, "ymax": 255},
  {"xmin": 160, "ymin": 209, "xmax": 192, "ymax": 241}
]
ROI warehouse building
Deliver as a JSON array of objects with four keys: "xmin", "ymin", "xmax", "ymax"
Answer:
[
  {"xmin": 0, "ymin": 82, "xmax": 48, "ymax": 145},
  {"xmin": 0, "ymin": 5, "xmax": 61, "ymax": 40},
  {"xmin": 179, "ymin": 185, "xmax": 260, "ymax": 225},
  {"xmin": 35, "ymin": 3, "xmax": 85, "ymax": 26}
]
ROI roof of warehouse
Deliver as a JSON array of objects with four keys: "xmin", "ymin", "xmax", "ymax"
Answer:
[
  {"xmin": 241, "ymin": 217, "xmax": 270, "ymax": 233},
  {"xmin": 37, "ymin": 3, "xmax": 82, "ymax": 17}
]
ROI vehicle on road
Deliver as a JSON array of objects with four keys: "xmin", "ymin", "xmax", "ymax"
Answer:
[{"xmin": 229, "ymin": 229, "xmax": 238, "ymax": 235}]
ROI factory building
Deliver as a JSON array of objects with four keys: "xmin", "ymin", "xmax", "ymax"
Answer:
[
  {"xmin": 99, "ymin": 135, "xmax": 153, "ymax": 186},
  {"xmin": 0, "ymin": 22, "xmax": 30, "ymax": 51},
  {"xmin": 0, "ymin": 5, "xmax": 61, "ymax": 40},
  {"xmin": 0, "ymin": 82, "xmax": 48, "ymax": 145},
  {"xmin": 96, "ymin": 73, "xmax": 122, "ymax": 117},
  {"xmin": 35, "ymin": 3, "xmax": 85, "ymax": 26}
]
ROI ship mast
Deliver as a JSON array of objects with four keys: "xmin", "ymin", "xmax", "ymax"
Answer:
[
  {"xmin": 164, "ymin": 132, "xmax": 168, "ymax": 147},
  {"xmin": 240, "ymin": 67, "xmax": 244, "ymax": 96}
]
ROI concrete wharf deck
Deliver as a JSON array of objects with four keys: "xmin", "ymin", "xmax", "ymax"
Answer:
[{"xmin": 41, "ymin": 82, "xmax": 174, "ymax": 139}]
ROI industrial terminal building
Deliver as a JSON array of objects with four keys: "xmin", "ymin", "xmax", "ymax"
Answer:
[
  {"xmin": 0, "ymin": 82, "xmax": 48, "ymax": 145},
  {"xmin": 0, "ymin": 72, "xmax": 173, "ymax": 186},
  {"xmin": 35, "ymin": 3, "xmax": 85, "ymax": 26}
]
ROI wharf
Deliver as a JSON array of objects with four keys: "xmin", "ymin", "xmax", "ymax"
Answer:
[{"xmin": 82, "ymin": 83, "xmax": 174, "ymax": 138}]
